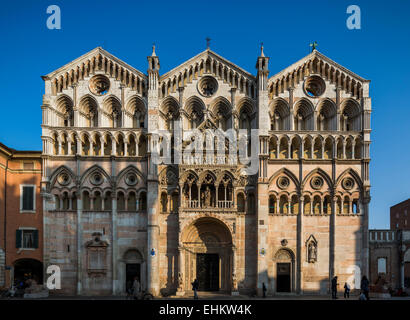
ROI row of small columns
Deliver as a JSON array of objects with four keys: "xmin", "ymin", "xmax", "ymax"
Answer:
[
  {"xmin": 53, "ymin": 136, "xmax": 144, "ymax": 156},
  {"xmin": 181, "ymin": 182, "xmax": 234, "ymax": 207},
  {"xmin": 270, "ymin": 197, "xmax": 359, "ymax": 214},
  {"xmin": 269, "ymin": 139, "xmax": 360, "ymax": 160}
]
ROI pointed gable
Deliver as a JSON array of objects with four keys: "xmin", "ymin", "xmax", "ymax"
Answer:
[
  {"xmin": 267, "ymin": 50, "xmax": 370, "ymax": 100},
  {"xmin": 159, "ymin": 49, "xmax": 256, "ymax": 92},
  {"xmin": 42, "ymin": 47, "xmax": 147, "ymax": 96}
]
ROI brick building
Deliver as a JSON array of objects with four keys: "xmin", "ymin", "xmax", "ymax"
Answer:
[
  {"xmin": 391, "ymin": 198, "xmax": 410, "ymax": 230},
  {"xmin": 0, "ymin": 142, "xmax": 43, "ymax": 288}
]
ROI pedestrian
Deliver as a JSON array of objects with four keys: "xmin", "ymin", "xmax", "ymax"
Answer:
[
  {"xmin": 331, "ymin": 276, "xmax": 338, "ymax": 299},
  {"xmin": 360, "ymin": 275, "xmax": 370, "ymax": 300},
  {"xmin": 132, "ymin": 276, "xmax": 141, "ymax": 300},
  {"xmin": 192, "ymin": 279, "xmax": 199, "ymax": 299},
  {"xmin": 344, "ymin": 282, "xmax": 350, "ymax": 299},
  {"xmin": 262, "ymin": 283, "xmax": 267, "ymax": 298}
]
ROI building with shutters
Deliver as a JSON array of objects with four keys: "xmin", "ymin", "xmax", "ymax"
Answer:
[
  {"xmin": 0, "ymin": 142, "xmax": 43, "ymax": 288},
  {"xmin": 39, "ymin": 45, "xmax": 371, "ymax": 296}
]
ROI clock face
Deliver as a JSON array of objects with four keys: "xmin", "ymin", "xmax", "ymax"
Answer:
[{"xmin": 198, "ymin": 76, "xmax": 218, "ymax": 97}]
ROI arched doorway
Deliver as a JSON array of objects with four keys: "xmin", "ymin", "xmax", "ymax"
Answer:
[
  {"xmin": 13, "ymin": 258, "xmax": 43, "ymax": 285},
  {"xmin": 122, "ymin": 249, "xmax": 145, "ymax": 294},
  {"xmin": 180, "ymin": 217, "xmax": 233, "ymax": 292},
  {"xmin": 274, "ymin": 249, "xmax": 295, "ymax": 293}
]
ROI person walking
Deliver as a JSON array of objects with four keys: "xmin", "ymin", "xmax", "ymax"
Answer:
[
  {"xmin": 132, "ymin": 276, "xmax": 142, "ymax": 300},
  {"xmin": 192, "ymin": 279, "xmax": 199, "ymax": 300},
  {"xmin": 360, "ymin": 275, "xmax": 370, "ymax": 300},
  {"xmin": 331, "ymin": 276, "xmax": 338, "ymax": 299},
  {"xmin": 262, "ymin": 283, "xmax": 267, "ymax": 298},
  {"xmin": 344, "ymin": 282, "xmax": 351, "ymax": 299}
]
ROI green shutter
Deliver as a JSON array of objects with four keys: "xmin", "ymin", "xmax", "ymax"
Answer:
[
  {"xmin": 33, "ymin": 230, "xmax": 39, "ymax": 249},
  {"xmin": 22, "ymin": 186, "xmax": 34, "ymax": 211},
  {"xmin": 16, "ymin": 230, "xmax": 22, "ymax": 248}
]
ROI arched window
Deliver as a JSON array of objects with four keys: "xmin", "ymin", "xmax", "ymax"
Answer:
[
  {"xmin": 303, "ymin": 138, "xmax": 312, "ymax": 159},
  {"xmin": 324, "ymin": 138, "xmax": 333, "ymax": 159},
  {"xmin": 128, "ymin": 191, "xmax": 137, "ymax": 211},
  {"xmin": 83, "ymin": 191, "xmax": 91, "ymax": 210},
  {"xmin": 104, "ymin": 135, "xmax": 112, "ymax": 156},
  {"xmin": 279, "ymin": 195, "xmax": 288, "ymax": 214},
  {"xmin": 352, "ymin": 198, "xmax": 360, "ymax": 214},
  {"xmin": 117, "ymin": 191, "xmax": 125, "ymax": 211},
  {"xmin": 104, "ymin": 191, "xmax": 112, "ymax": 210},
  {"xmin": 269, "ymin": 195, "xmax": 277, "ymax": 213},
  {"xmin": 341, "ymin": 100, "xmax": 361, "ymax": 131},
  {"xmin": 343, "ymin": 196, "xmax": 350, "ymax": 214},
  {"xmin": 269, "ymin": 138, "xmax": 277, "ymax": 159},
  {"xmin": 94, "ymin": 191, "xmax": 102, "ymax": 211},
  {"xmin": 291, "ymin": 138, "xmax": 300, "ymax": 159},
  {"xmin": 270, "ymin": 99, "xmax": 289, "ymax": 130},
  {"xmin": 279, "ymin": 138, "xmax": 288, "ymax": 159},
  {"xmin": 304, "ymin": 196, "xmax": 311, "ymax": 214},
  {"xmin": 62, "ymin": 192, "xmax": 69, "ymax": 210},
  {"xmin": 313, "ymin": 138, "xmax": 322, "ymax": 159},
  {"xmin": 313, "ymin": 196, "xmax": 321, "ymax": 214}
]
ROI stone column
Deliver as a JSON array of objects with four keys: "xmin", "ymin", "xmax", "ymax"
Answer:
[
  {"xmin": 112, "ymin": 194, "xmax": 118, "ymax": 294},
  {"xmin": 297, "ymin": 197, "xmax": 304, "ymax": 293},
  {"xmin": 176, "ymin": 246, "xmax": 185, "ymax": 296},
  {"xmin": 76, "ymin": 195, "xmax": 83, "ymax": 295},
  {"xmin": 231, "ymin": 246, "xmax": 239, "ymax": 295}
]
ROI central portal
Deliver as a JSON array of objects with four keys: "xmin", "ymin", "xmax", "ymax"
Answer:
[
  {"xmin": 181, "ymin": 217, "xmax": 233, "ymax": 293},
  {"xmin": 196, "ymin": 253, "xmax": 219, "ymax": 291}
]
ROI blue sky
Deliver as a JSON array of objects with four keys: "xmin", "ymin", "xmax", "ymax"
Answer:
[{"xmin": 0, "ymin": 0, "xmax": 409, "ymax": 228}]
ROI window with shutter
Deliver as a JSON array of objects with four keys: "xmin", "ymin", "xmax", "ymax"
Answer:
[
  {"xmin": 21, "ymin": 185, "xmax": 35, "ymax": 211},
  {"xmin": 16, "ymin": 230, "xmax": 22, "ymax": 248}
]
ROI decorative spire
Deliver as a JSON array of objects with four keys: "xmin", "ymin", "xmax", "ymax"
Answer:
[
  {"xmin": 206, "ymin": 37, "xmax": 211, "ymax": 50},
  {"xmin": 309, "ymin": 41, "xmax": 318, "ymax": 52},
  {"xmin": 260, "ymin": 42, "xmax": 265, "ymax": 57},
  {"xmin": 151, "ymin": 43, "xmax": 156, "ymax": 56}
]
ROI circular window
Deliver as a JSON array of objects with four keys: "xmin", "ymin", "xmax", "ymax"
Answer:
[
  {"xmin": 197, "ymin": 76, "xmax": 218, "ymax": 97},
  {"xmin": 90, "ymin": 172, "xmax": 103, "ymax": 186},
  {"xmin": 125, "ymin": 173, "xmax": 138, "ymax": 186},
  {"xmin": 277, "ymin": 176, "xmax": 290, "ymax": 190},
  {"xmin": 89, "ymin": 75, "xmax": 110, "ymax": 96},
  {"xmin": 342, "ymin": 177, "xmax": 355, "ymax": 190},
  {"xmin": 310, "ymin": 176, "xmax": 324, "ymax": 190},
  {"xmin": 58, "ymin": 172, "xmax": 71, "ymax": 186},
  {"xmin": 304, "ymin": 75, "xmax": 325, "ymax": 98}
]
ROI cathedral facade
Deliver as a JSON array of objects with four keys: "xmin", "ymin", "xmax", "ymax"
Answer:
[{"xmin": 40, "ymin": 45, "xmax": 371, "ymax": 296}]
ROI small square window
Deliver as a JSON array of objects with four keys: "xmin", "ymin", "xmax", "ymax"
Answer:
[
  {"xmin": 16, "ymin": 229, "xmax": 38, "ymax": 249},
  {"xmin": 23, "ymin": 162, "xmax": 34, "ymax": 170}
]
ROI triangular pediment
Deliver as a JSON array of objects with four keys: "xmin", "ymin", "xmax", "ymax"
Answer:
[
  {"xmin": 160, "ymin": 49, "xmax": 256, "ymax": 85},
  {"xmin": 42, "ymin": 47, "xmax": 147, "ymax": 95},
  {"xmin": 267, "ymin": 50, "xmax": 369, "ymax": 99}
]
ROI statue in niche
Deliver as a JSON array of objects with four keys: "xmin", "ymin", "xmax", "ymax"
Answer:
[
  {"xmin": 202, "ymin": 186, "xmax": 211, "ymax": 207},
  {"xmin": 308, "ymin": 241, "xmax": 317, "ymax": 263}
]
